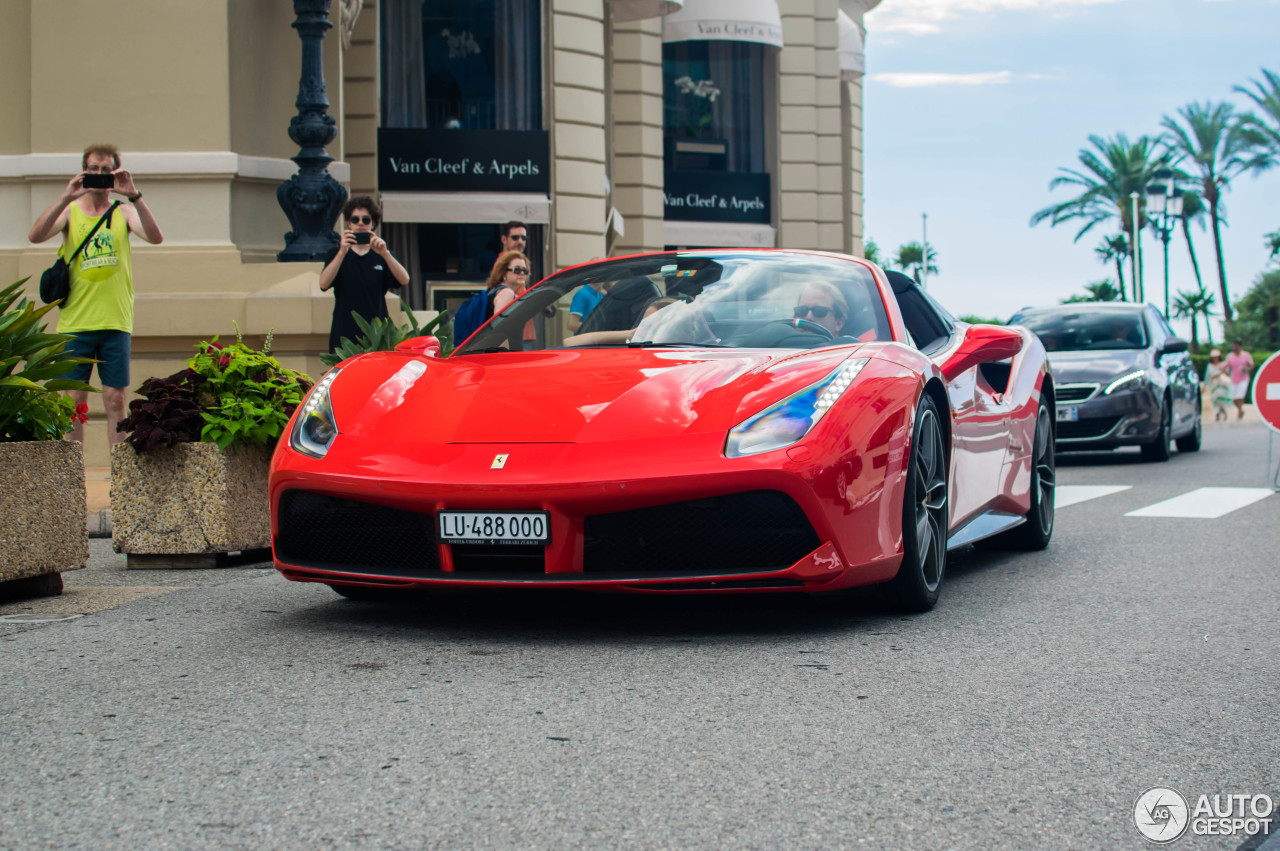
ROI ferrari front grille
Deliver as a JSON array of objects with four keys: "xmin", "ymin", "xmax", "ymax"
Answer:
[
  {"xmin": 582, "ymin": 490, "xmax": 820, "ymax": 575},
  {"xmin": 276, "ymin": 490, "xmax": 440, "ymax": 573}
]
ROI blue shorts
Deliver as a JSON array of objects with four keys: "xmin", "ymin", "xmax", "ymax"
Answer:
[{"xmin": 63, "ymin": 330, "xmax": 131, "ymax": 388}]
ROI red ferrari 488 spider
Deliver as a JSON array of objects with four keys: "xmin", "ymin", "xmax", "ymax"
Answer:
[{"xmin": 271, "ymin": 250, "xmax": 1055, "ymax": 611}]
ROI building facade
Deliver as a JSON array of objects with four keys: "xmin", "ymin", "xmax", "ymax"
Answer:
[{"xmin": 1, "ymin": 0, "xmax": 881, "ymax": 464}]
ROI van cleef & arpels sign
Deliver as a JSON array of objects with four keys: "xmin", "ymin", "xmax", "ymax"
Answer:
[
  {"xmin": 663, "ymin": 171, "xmax": 771, "ymax": 224},
  {"xmin": 378, "ymin": 129, "xmax": 550, "ymax": 193}
]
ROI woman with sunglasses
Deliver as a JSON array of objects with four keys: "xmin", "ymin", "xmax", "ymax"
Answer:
[
  {"xmin": 318, "ymin": 196, "xmax": 410, "ymax": 354},
  {"xmin": 487, "ymin": 250, "xmax": 535, "ymax": 346},
  {"xmin": 793, "ymin": 282, "xmax": 848, "ymax": 336}
]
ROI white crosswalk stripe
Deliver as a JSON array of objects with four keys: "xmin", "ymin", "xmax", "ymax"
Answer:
[
  {"xmin": 1124, "ymin": 487, "xmax": 1274, "ymax": 518},
  {"xmin": 1054, "ymin": 485, "xmax": 1132, "ymax": 509}
]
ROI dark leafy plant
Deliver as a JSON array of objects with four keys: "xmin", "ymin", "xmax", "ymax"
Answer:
[
  {"xmin": 0, "ymin": 278, "xmax": 97, "ymax": 441},
  {"xmin": 117, "ymin": 327, "xmax": 313, "ymax": 453},
  {"xmin": 320, "ymin": 298, "xmax": 452, "ymax": 368},
  {"xmin": 187, "ymin": 330, "xmax": 312, "ymax": 451},
  {"xmin": 117, "ymin": 369, "xmax": 206, "ymax": 451}
]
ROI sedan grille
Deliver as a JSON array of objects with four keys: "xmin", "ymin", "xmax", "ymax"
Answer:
[
  {"xmin": 1056, "ymin": 383, "xmax": 1100, "ymax": 403},
  {"xmin": 1057, "ymin": 416, "xmax": 1122, "ymax": 440},
  {"xmin": 583, "ymin": 490, "xmax": 819, "ymax": 575},
  {"xmin": 276, "ymin": 490, "xmax": 440, "ymax": 573}
]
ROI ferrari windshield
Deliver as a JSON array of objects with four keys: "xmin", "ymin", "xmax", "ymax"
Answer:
[
  {"xmin": 1013, "ymin": 310, "xmax": 1148, "ymax": 352},
  {"xmin": 452, "ymin": 252, "xmax": 892, "ymax": 354}
]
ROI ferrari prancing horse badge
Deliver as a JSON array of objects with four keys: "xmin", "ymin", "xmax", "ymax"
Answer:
[{"xmin": 491, "ymin": 454, "xmax": 509, "ymax": 469}]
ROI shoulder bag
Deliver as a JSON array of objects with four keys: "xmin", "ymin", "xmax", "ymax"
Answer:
[{"xmin": 39, "ymin": 201, "xmax": 122, "ymax": 305}]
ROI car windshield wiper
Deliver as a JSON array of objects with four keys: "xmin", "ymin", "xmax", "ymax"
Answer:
[
  {"xmin": 454, "ymin": 346, "xmax": 511, "ymax": 354},
  {"xmin": 625, "ymin": 340, "xmax": 732, "ymax": 348}
]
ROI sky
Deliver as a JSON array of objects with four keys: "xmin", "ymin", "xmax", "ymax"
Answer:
[{"xmin": 861, "ymin": 0, "xmax": 1280, "ymax": 339}]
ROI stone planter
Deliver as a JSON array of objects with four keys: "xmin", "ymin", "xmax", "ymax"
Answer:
[
  {"xmin": 111, "ymin": 442, "xmax": 272, "ymax": 568},
  {"xmin": 0, "ymin": 441, "xmax": 88, "ymax": 598}
]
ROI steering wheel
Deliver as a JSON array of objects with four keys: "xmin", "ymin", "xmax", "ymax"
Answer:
[{"xmin": 776, "ymin": 317, "xmax": 835, "ymax": 340}]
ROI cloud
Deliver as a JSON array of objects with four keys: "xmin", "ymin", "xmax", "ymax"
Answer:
[
  {"xmin": 870, "ymin": 70, "xmax": 1021, "ymax": 87},
  {"xmin": 866, "ymin": 0, "xmax": 1121, "ymax": 35}
]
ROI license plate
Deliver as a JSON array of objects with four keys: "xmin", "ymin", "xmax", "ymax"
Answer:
[
  {"xmin": 1057, "ymin": 406, "xmax": 1078, "ymax": 422},
  {"xmin": 438, "ymin": 511, "xmax": 550, "ymax": 545}
]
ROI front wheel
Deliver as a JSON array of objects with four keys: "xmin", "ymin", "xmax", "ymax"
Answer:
[
  {"xmin": 996, "ymin": 399, "xmax": 1055, "ymax": 550},
  {"xmin": 886, "ymin": 395, "xmax": 949, "ymax": 612},
  {"xmin": 1140, "ymin": 400, "xmax": 1173, "ymax": 462}
]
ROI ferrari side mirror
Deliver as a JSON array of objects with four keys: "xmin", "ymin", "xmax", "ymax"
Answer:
[
  {"xmin": 941, "ymin": 325, "xmax": 1023, "ymax": 382},
  {"xmin": 394, "ymin": 335, "xmax": 441, "ymax": 357}
]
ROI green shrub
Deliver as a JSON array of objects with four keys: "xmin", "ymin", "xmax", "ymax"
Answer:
[
  {"xmin": 320, "ymin": 299, "xmax": 452, "ymax": 368},
  {"xmin": 0, "ymin": 279, "xmax": 97, "ymax": 442},
  {"xmin": 119, "ymin": 327, "xmax": 312, "ymax": 452}
]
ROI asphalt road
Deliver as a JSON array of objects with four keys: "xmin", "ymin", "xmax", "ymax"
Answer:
[{"xmin": 2, "ymin": 424, "xmax": 1278, "ymax": 850}]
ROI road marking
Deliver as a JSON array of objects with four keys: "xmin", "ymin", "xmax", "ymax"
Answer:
[
  {"xmin": 1055, "ymin": 485, "xmax": 1132, "ymax": 509},
  {"xmin": 1124, "ymin": 487, "xmax": 1274, "ymax": 518}
]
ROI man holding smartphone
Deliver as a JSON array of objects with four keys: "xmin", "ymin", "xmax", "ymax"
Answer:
[
  {"xmin": 318, "ymin": 196, "xmax": 410, "ymax": 354},
  {"xmin": 27, "ymin": 143, "xmax": 164, "ymax": 448}
]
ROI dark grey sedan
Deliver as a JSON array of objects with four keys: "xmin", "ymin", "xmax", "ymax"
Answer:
[{"xmin": 1008, "ymin": 303, "xmax": 1201, "ymax": 461}]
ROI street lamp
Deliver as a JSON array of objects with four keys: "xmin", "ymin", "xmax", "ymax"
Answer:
[
  {"xmin": 1145, "ymin": 168, "xmax": 1181, "ymax": 317},
  {"xmin": 1129, "ymin": 192, "xmax": 1141, "ymax": 303}
]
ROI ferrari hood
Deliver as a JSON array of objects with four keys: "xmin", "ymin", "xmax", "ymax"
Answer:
[
  {"xmin": 1046, "ymin": 348, "xmax": 1150, "ymax": 384},
  {"xmin": 328, "ymin": 348, "xmax": 857, "ymax": 445}
]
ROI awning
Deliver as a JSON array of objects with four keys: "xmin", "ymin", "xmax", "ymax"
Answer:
[
  {"xmin": 663, "ymin": 221, "xmax": 776, "ymax": 249},
  {"xmin": 380, "ymin": 192, "xmax": 551, "ymax": 225},
  {"xmin": 837, "ymin": 11, "xmax": 865, "ymax": 80},
  {"xmin": 612, "ymin": 0, "xmax": 683, "ymax": 23},
  {"xmin": 838, "ymin": 0, "xmax": 882, "ymax": 20},
  {"xmin": 662, "ymin": 0, "xmax": 784, "ymax": 49}
]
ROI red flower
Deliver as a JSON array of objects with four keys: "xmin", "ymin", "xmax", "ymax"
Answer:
[{"xmin": 72, "ymin": 402, "xmax": 89, "ymax": 424}]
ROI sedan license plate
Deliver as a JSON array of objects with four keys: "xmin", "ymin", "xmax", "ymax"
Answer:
[
  {"xmin": 1057, "ymin": 406, "xmax": 1079, "ymax": 422},
  {"xmin": 438, "ymin": 511, "xmax": 550, "ymax": 545}
]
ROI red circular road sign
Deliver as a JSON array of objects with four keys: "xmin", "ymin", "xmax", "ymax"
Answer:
[{"xmin": 1252, "ymin": 351, "xmax": 1280, "ymax": 433}]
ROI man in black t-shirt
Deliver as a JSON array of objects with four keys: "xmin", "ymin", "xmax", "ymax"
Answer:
[{"xmin": 318, "ymin": 196, "xmax": 410, "ymax": 353}]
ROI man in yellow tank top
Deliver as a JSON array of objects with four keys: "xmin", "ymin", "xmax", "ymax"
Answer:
[{"xmin": 28, "ymin": 144, "xmax": 165, "ymax": 448}]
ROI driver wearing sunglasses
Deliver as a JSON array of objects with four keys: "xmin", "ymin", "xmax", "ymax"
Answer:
[{"xmin": 793, "ymin": 282, "xmax": 848, "ymax": 336}]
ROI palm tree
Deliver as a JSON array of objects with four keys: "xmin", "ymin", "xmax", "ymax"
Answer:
[
  {"xmin": 862, "ymin": 238, "xmax": 883, "ymax": 267},
  {"xmin": 1235, "ymin": 68, "xmax": 1280, "ymax": 164},
  {"xmin": 1174, "ymin": 189, "xmax": 1209, "ymax": 295},
  {"xmin": 1094, "ymin": 234, "xmax": 1129, "ymax": 300},
  {"xmin": 1160, "ymin": 101, "xmax": 1266, "ymax": 323},
  {"xmin": 894, "ymin": 242, "xmax": 938, "ymax": 284},
  {"xmin": 1031, "ymin": 134, "xmax": 1167, "ymax": 301},
  {"xmin": 1265, "ymin": 228, "xmax": 1280, "ymax": 264},
  {"xmin": 1063, "ymin": 279, "xmax": 1122, "ymax": 304},
  {"xmin": 1172, "ymin": 287, "xmax": 1216, "ymax": 353}
]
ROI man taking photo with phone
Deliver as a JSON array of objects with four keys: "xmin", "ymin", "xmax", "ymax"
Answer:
[{"xmin": 27, "ymin": 143, "xmax": 164, "ymax": 449}]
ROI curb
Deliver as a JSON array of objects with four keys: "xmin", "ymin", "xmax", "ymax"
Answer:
[{"xmin": 87, "ymin": 509, "xmax": 112, "ymax": 539}]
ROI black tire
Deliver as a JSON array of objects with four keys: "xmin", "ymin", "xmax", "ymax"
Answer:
[
  {"xmin": 886, "ymin": 395, "xmax": 949, "ymax": 613},
  {"xmin": 1175, "ymin": 405, "xmax": 1202, "ymax": 453},
  {"xmin": 997, "ymin": 400, "xmax": 1055, "ymax": 550},
  {"xmin": 1140, "ymin": 400, "xmax": 1173, "ymax": 462},
  {"xmin": 329, "ymin": 583, "xmax": 404, "ymax": 601}
]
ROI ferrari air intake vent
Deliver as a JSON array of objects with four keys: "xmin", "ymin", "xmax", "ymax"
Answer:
[
  {"xmin": 583, "ymin": 490, "xmax": 819, "ymax": 575},
  {"xmin": 276, "ymin": 490, "xmax": 440, "ymax": 573}
]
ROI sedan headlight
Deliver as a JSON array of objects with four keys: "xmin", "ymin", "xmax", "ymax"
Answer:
[
  {"xmin": 725, "ymin": 359, "xmax": 868, "ymax": 458},
  {"xmin": 1103, "ymin": 369, "xmax": 1147, "ymax": 395},
  {"xmin": 290, "ymin": 368, "xmax": 341, "ymax": 459}
]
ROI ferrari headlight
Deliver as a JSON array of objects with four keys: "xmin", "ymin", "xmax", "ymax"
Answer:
[
  {"xmin": 290, "ymin": 368, "xmax": 341, "ymax": 459},
  {"xmin": 725, "ymin": 359, "xmax": 868, "ymax": 458},
  {"xmin": 1103, "ymin": 369, "xmax": 1146, "ymax": 395}
]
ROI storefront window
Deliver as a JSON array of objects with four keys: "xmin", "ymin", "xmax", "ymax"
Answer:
[
  {"xmin": 662, "ymin": 41, "xmax": 767, "ymax": 173},
  {"xmin": 381, "ymin": 0, "xmax": 542, "ymax": 130}
]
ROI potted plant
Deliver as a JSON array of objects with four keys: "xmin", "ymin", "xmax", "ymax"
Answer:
[
  {"xmin": 111, "ymin": 328, "xmax": 311, "ymax": 567},
  {"xmin": 0, "ymin": 279, "xmax": 95, "ymax": 598},
  {"xmin": 321, "ymin": 298, "xmax": 451, "ymax": 367}
]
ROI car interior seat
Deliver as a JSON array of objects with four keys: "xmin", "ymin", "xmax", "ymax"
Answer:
[{"xmin": 579, "ymin": 277, "xmax": 662, "ymax": 334}]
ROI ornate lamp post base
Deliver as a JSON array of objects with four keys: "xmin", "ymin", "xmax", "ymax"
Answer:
[{"xmin": 278, "ymin": 0, "xmax": 348, "ymax": 262}]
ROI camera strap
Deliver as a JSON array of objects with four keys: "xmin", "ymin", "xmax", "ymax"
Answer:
[{"xmin": 67, "ymin": 201, "xmax": 122, "ymax": 263}]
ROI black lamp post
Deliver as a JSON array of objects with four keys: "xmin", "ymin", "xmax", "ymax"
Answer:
[
  {"xmin": 277, "ymin": 0, "xmax": 347, "ymax": 262},
  {"xmin": 1145, "ymin": 168, "xmax": 1182, "ymax": 317}
]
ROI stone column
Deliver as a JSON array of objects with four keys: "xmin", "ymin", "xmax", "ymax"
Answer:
[{"xmin": 610, "ymin": 18, "xmax": 665, "ymax": 254}]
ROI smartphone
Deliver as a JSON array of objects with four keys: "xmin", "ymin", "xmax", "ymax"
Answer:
[{"xmin": 353, "ymin": 232, "xmax": 372, "ymax": 244}]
